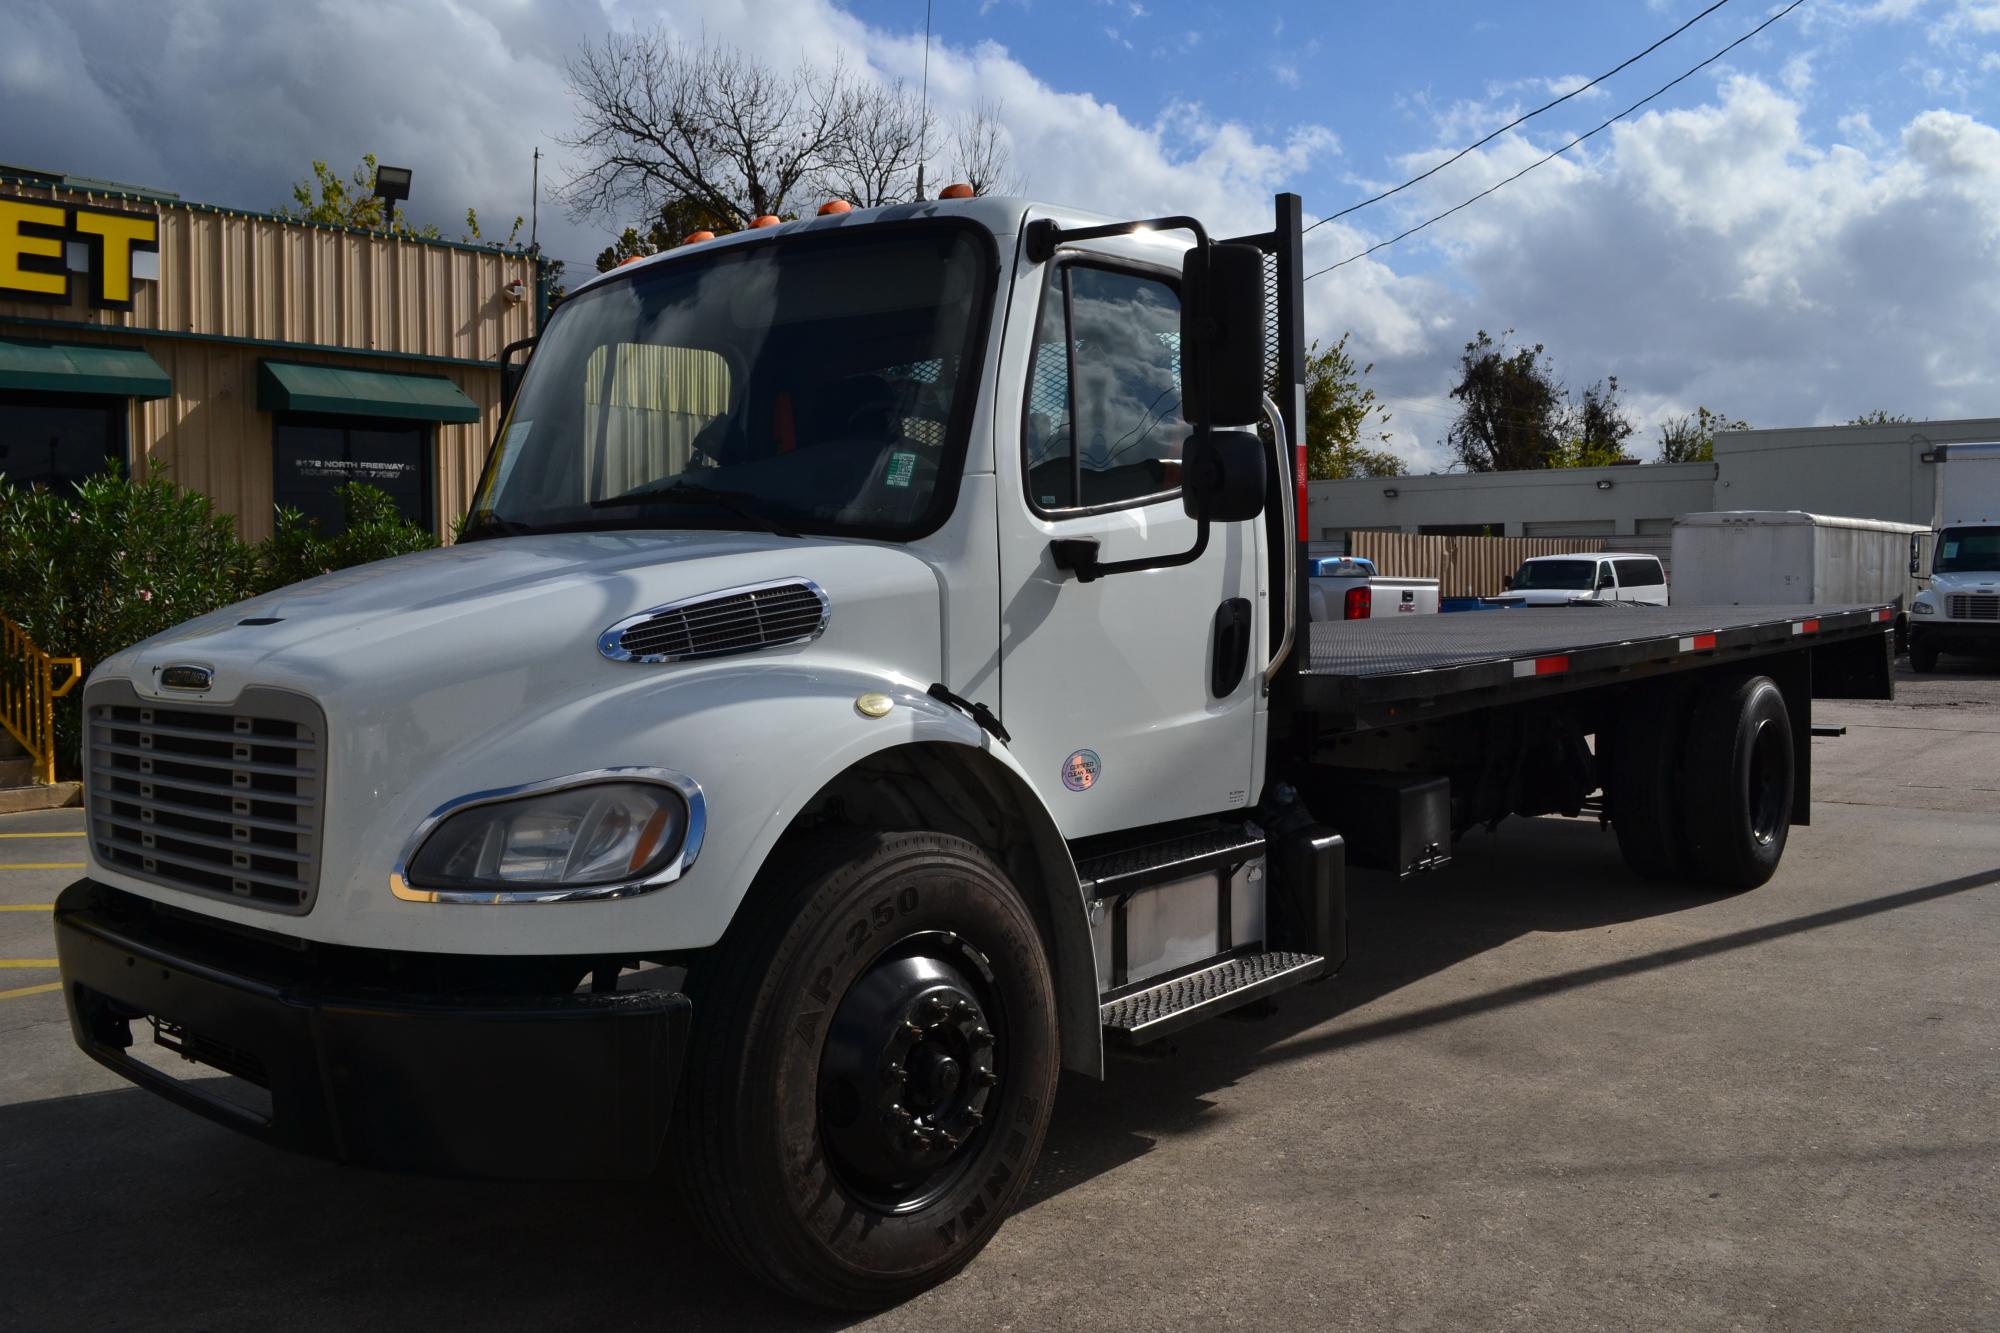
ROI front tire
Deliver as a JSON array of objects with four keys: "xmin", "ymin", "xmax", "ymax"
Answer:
[
  {"xmin": 1681, "ymin": 674, "xmax": 1794, "ymax": 889},
  {"xmin": 675, "ymin": 830, "xmax": 1059, "ymax": 1310},
  {"xmin": 1910, "ymin": 635, "xmax": 1939, "ymax": 672}
]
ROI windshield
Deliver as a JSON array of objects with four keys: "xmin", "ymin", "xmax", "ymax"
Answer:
[
  {"xmin": 1511, "ymin": 559, "xmax": 1598, "ymax": 591},
  {"xmin": 1934, "ymin": 526, "xmax": 2000, "ymax": 573},
  {"xmin": 467, "ymin": 222, "xmax": 992, "ymax": 541}
]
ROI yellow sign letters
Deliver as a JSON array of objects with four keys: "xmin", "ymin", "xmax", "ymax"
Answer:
[{"xmin": 0, "ymin": 194, "xmax": 160, "ymax": 309}]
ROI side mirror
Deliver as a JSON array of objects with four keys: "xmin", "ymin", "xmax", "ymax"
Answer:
[
  {"xmin": 1597, "ymin": 572, "xmax": 1616, "ymax": 591},
  {"xmin": 1909, "ymin": 532, "xmax": 1925, "ymax": 578},
  {"xmin": 498, "ymin": 336, "xmax": 537, "ymax": 417},
  {"xmin": 1182, "ymin": 428, "xmax": 1267, "ymax": 523},
  {"xmin": 1502, "ymin": 575, "xmax": 1513, "ymax": 591},
  {"xmin": 1181, "ymin": 242, "xmax": 1267, "ymax": 427}
]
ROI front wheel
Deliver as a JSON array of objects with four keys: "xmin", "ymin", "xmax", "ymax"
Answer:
[
  {"xmin": 1910, "ymin": 635, "xmax": 1939, "ymax": 672},
  {"xmin": 675, "ymin": 830, "xmax": 1059, "ymax": 1310}
]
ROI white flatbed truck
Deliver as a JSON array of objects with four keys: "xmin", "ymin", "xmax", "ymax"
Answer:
[{"xmin": 54, "ymin": 193, "xmax": 1895, "ymax": 1309}]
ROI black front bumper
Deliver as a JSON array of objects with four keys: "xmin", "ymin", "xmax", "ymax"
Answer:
[
  {"xmin": 54, "ymin": 880, "xmax": 689, "ymax": 1180},
  {"xmin": 1912, "ymin": 620, "xmax": 2000, "ymax": 651}
]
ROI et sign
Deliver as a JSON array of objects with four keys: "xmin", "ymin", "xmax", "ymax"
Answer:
[{"xmin": 0, "ymin": 194, "xmax": 160, "ymax": 311}]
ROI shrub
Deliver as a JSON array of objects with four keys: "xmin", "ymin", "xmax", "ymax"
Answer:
[
  {"xmin": 254, "ymin": 482, "xmax": 440, "ymax": 594},
  {"xmin": 0, "ymin": 472, "xmax": 443, "ymax": 780},
  {"xmin": 0, "ymin": 469, "xmax": 258, "ymax": 779}
]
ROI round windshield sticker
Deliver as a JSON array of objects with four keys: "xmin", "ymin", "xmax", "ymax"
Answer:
[{"xmin": 1062, "ymin": 749, "xmax": 1101, "ymax": 792}]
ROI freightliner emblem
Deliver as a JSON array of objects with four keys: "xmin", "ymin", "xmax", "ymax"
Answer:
[{"xmin": 160, "ymin": 665, "xmax": 214, "ymax": 691}]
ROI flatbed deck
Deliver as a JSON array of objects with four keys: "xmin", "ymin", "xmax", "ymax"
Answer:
[{"xmin": 1293, "ymin": 603, "xmax": 1895, "ymax": 729}]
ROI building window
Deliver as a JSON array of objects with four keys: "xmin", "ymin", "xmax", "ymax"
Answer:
[
  {"xmin": 0, "ymin": 390, "xmax": 126, "ymax": 489},
  {"xmin": 272, "ymin": 414, "xmax": 434, "ymax": 536}
]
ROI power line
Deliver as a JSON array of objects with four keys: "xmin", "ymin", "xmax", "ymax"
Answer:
[
  {"xmin": 1305, "ymin": 0, "xmax": 1734, "ymax": 234},
  {"xmin": 1305, "ymin": 0, "xmax": 1807, "ymax": 282}
]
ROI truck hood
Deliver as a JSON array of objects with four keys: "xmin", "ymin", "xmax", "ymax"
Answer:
[{"xmin": 98, "ymin": 530, "xmax": 944, "ymax": 708}]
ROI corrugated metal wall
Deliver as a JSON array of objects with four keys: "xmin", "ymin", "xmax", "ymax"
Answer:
[
  {"xmin": 583, "ymin": 343, "xmax": 731, "ymax": 494},
  {"xmin": 0, "ymin": 182, "xmax": 537, "ymax": 360},
  {"xmin": 1345, "ymin": 531, "xmax": 1610, "ymax": 598}
]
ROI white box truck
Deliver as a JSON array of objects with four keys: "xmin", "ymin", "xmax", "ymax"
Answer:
[
  {"xmin": 1910, "ymin": 443, "xmax": 2000, "ymax": 671},
  {"xmin": 1671, "ymin": 511, "xmax": 1927, "ymax": 651},
  {"xmin": 53, "ymin": 193, "xmax": 1897, "ymax": 1309}
]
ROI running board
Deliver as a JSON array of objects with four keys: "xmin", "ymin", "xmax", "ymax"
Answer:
[{"xmin": 1100, "ymin": 950, "xmax": 1325, "ymax": 1046}]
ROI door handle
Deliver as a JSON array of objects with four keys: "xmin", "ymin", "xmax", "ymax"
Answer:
[{"xmin": 1211, "ymin": 598, "xmax": 1252, "ymax": 697}]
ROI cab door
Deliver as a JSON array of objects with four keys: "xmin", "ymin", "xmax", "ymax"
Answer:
[{"xmin": 994, "ymin": 239, "xmax": 1264, "ymax": 839}]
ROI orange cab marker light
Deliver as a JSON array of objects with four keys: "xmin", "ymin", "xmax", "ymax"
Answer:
[
  {"xmin": 939, "ymin": 183, "xmax": 976, "ymax": 199},
  {"xmin": 618, "ymin": 255, "xmax": 645, "ymax": 267},
  {"xmin": 682, "ymin": 230, "xmax": 716, "ymax": 245},
  {"xmin": 818, "ymin": 200, "xmax": 852, "ymax": 215},
  {"xmin": 751, "ymin": 214, "xmax": 781, "ymax": 228}
]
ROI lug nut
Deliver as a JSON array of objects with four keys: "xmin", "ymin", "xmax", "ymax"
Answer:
[
  {"xmin": 974, "ymin": 1068, "xmax": 998, "ymax": 1087},
  {"xmin": 969, "ymin": 1026, "xmax": 994, "ymax": 1048},
  {"xmin": 902, "ymin": 1020, "xmax": 925, "ymax": 1039}
]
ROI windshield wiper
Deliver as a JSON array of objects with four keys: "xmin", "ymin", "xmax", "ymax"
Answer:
[
  {"xmin": 588, "ymin": 481, "xmax": 801, "ymax": 539},
  {"xmin": 458, "ymin": 514, "xmax": 536, "ymax": 543}
]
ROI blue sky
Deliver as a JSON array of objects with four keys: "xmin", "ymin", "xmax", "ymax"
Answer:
[{"xmin": 4, "ymin": 0, "xmax": 1998, "ymax": 467}]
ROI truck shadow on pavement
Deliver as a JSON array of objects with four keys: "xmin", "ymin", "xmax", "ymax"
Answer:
[{"xmin": 2, "ymin": 817, "xmax": 1993, "ymax": 1331}]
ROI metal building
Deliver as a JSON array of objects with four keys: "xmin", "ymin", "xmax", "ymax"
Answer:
[{"xmin": 0, "ymin": 165, "xmax": 541, "ymax": 540}]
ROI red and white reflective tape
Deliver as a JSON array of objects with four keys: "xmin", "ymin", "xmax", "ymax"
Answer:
[
  {"xmin": 1790, "ymin": 618, "xmax": 1821, "ymax": 636},
  {"xmin": 1512, "ymin": 654, "xmax": 1570, "ymax": 678},
  {"xmin": 1677, "ymin": 633, "xmax": 1719, "ymax": 653},
  {"xmin": 1873, "ymin": 608, "xmax": 1893, "ymax": 623}
]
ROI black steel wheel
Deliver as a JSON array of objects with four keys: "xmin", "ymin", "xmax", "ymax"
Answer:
[
  {"xmin": 1681, "ymin": 674, "xmax": 1794, "ymax": 889},
  {"xmin": 674, "ymin": 830, "xmax": 1058, "ymax": 1310},
  {"xmin": 1607, "ymin": 684, "xmax": 1693, "ymax": 881}
]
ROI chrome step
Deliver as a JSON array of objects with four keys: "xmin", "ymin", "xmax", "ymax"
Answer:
[{"xmin": 1100, "ymin": 950, "xmax": 1325, "ymax": 1046}]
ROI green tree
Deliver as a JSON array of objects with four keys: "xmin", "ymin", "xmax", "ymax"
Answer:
[
  {"xmin": 594, "ymin": 197, "xmax": 736, "ymax": 272},
  {"xmin": 1847, "ymin": 410, "xmax": 1913, "ymax": 425},
  {"xmin": 1446, "ymin": 329, "xmax": 1566, "ymax": 472},
  {"xmin": 1550, "ymin": 377, "xmax": 1635, "ymax": 467},
  {"xmin": 1304, "ymin": 335, "xmax": 1402, "ymax": 479},
  {"xmin": 1657, "ymin": 406, "xmax": 1747, "ymax": 463}
]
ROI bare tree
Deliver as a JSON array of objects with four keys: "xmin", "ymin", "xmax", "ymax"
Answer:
[
  {"xmin": 949, "ymin": 100, "xmax": 1024, "ymax": 196},
  {"xmin": 815, "ymin": 80, "xmax": 934, "ymax": 207},
  {"xmin": 560, "ymin": 33, "xmax": 863, "ymax": 229}
]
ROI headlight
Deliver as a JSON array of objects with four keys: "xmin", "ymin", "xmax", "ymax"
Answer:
[
  {"xmin": 1912, "ymin": 601, "xmax": 1934, "ymax": 615},
  {"xmin": 402, "ymin": 775, "xmax": 701, "ymax": 901}
]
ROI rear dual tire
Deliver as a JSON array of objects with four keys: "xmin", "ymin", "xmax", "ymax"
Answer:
[{"xmin": 1610, "ymin": 673, "xmax": 1794, "ymax": 890}]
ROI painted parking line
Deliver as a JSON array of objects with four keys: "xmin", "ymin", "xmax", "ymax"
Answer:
[
  {"xmin": 0, "ymin": 864, "xmax": 84, "ymax": 871},
  {"xmin": 1, "ymin": 960, "xmax": 60, "ymax": 968},
  {"xmin": 0, "ymin": 904, "xmax": 55, "ymax": 912},
  {"xmin": 0, "ymin": 981, "xmax": 61, "ymax": 1002},
  {"xmin": 0, "ymin": 832, "xmax": 85, "ymax": 838}
]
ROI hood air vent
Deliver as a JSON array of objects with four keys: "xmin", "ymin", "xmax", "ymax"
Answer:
[{"xmin": 599, "ymin": 579, "xmax": 830, "ymax": 664}]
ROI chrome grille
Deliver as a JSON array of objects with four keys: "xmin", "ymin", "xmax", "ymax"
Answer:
[
  {"xmin": 86, "ymin": 681, "xmax": 325, "ymax": 914},
  {"xmin": 1947, "ymin": 593, "xmax": 1999, "ymax": 620},
  {"xmin": 599, "ymin": 579, "xmax": 830, "ymax": 664}
]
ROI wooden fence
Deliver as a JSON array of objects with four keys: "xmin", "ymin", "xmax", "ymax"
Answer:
[{"xmin": 1343, "ymin": 531, "xmax": 1610, "ymax": 599}]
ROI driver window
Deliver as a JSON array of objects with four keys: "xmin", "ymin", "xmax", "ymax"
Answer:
[
  {"xmin": 583, "ymin": 343, "xmax": 731, "ymax": 495},
  {"xmin": 1024, "ymin": 265, "xmax": 1187, "ymax": 511}
]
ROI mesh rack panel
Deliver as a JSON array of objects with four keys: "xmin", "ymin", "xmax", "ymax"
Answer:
[{"xmin": 85, "ymin": 681, "xmax": 326, "ymax": 914}]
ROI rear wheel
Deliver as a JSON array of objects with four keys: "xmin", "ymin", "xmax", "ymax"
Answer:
[
  {"xmin": 1607, "ymin": 685, "xmax": 1693, "ymax": 881},
  {"xmin": 1681, "ymin": 674, "xmax": 1794, "ymax": 889},
  {"xmin": 675, "ymin": 830, "xmax": 1059, "ymax": 1310}
]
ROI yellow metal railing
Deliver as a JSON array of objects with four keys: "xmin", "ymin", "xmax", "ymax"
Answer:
[{"xmin": 0, "ymin": 614, "xmax": 82, "ymax": 787}]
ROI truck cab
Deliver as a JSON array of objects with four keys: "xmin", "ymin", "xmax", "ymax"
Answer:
[{"xmin": 1910, "ymin": 442, "xmax": 2000, "ymax": 670}]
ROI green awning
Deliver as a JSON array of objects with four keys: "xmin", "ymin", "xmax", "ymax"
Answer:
[
  {"xmin": 257, "ymin": 360, "xmax": 480, "ymax": 424},
  {"xmin": 0, "ymin": 338, "xmax": 169, "ymax": 399}
]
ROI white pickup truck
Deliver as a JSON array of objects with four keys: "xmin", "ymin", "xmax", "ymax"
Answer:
[
  {"xmin": 1307, "ymin": 555, "xmax": 1440, "ymax": 621},
  {"xmin": 54, "ymin": 192, "xmax": 1896, "ymax": 1309}
]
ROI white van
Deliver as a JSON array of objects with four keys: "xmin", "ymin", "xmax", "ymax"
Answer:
[{"xmin": 1488, "ymin": 552, "xmax": 1669, "ymax": 607}]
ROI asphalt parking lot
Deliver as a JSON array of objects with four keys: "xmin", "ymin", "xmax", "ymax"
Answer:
[{"xmin": 2, "ymin": 663, "xmax": 1995, "ymax": 1331}]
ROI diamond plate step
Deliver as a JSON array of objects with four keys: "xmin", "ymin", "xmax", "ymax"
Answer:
[{"xmin": 1101, "ymin": 950, "xmax": 1325, "ymax": 1046}]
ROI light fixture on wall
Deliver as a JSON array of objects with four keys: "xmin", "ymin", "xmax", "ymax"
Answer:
[
  {"xmin": 1595, "ymin": 479, "xmax": 1614, "ymax": 490},
  {"xmin": 373, "ymin": 164, "xmax": 413, "ymax": 220},
  {"xmin": 1383, "ymin": 487, "xmax": 1399, "ymax": 498}
]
